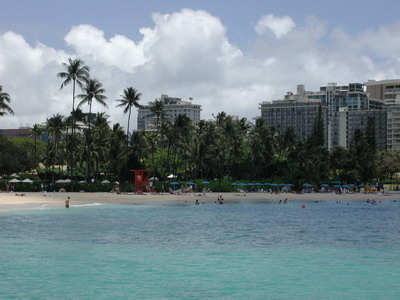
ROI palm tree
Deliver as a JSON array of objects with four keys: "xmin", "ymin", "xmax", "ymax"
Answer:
[
  {"xmin": 76, "ymin": 78, "xmax": 108, "ymax": 180},
  {"xmin": 0, "ymin": 85, "xmax": 14, "ymax": 116},
  {"xmin": 30, "ymin": 124, "xmax": 43, "ymax": 158},
  {"xmin": 57, "ymin": 58, "xmax": 89, "ymax": 186},
  {"xmin": 76, "ymin": 78, "xmax": 108, "ymax": 130},
  {"xmin": 116, "ymin": 87, "xmax": 142, "ymax": 149},
  {"xmin": 148, "ymin": 99, "xmax": 165, "ymax": 130},
  {"xmin": 46, "ymin": 114, "xmax": 65, "ymax": 184},
  {"xmin": 57, "ymin": 58, "xmax": 90, "ymax": 118}
]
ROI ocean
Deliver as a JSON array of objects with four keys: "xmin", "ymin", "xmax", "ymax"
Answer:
[{"xmin": 1, "ymin": 200, "xmax": 399, "ymax": 299}]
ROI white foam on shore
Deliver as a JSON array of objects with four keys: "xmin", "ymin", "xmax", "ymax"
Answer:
[{"xmin": 71, "ymin": 203, "xmax": 105, "ymax": 207}]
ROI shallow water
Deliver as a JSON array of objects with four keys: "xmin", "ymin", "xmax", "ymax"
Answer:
[{"xmin": 1, "ymin": 200, "xmax": 399, "ymax": 299}]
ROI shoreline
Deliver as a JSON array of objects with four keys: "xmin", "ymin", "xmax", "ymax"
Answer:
[{"xmin": 0, "ymin": 191, "xmax": 398, "ymax": 212}]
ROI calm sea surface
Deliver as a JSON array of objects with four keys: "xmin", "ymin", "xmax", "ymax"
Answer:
[{"xmin": 1, "ymin": 200, "xmax": 399, "ymax": 299}]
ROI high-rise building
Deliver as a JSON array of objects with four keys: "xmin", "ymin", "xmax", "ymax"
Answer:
[
  {"xmin": 260, "ymin": 83, "xmax": 386, "ymax": 150},
  {"xmin": 329, "ymin": 108, "xmax": 387, "ymax": 150},
  {"xmin": 137, "ymin": 95, "xmax": 201, "ymax": 130},
  {"xmin": 260, "ymin": 98, "xmax": 328, "ymax": 143},
  {"xmin": 365, "ymin": 79, "xmax": 400, "ymax": 150}
]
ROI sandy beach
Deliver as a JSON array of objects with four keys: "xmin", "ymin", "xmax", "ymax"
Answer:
[{"xmin": 0, "ymin": 190, "xmax": 398, "ymax": 211}]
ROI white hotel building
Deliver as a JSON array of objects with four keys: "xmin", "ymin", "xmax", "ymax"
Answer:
[{"xmin": 137, "ymin": 94, "xmax": 202, "ymax": 130}]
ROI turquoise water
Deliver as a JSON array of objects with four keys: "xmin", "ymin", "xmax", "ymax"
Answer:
[{"xmin": 1, "ymin": 200, "xmax": 399, "ymax": 299}]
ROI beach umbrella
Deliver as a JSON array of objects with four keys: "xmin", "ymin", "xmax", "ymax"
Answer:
[
  {"xmin": 169, "ymin": 181, "xmax": 180, "ymax": 191},
  {"xmin": 22, "ymin": 178, "xmax": 33, "ymax": 184},
  {"xmin": 64, "ymin": 179, "xmax": 71, "ymax": 183},
  {"xmin": 333, "ymin": 184, "xmax": 341, "ymax": 188},
  {"xmin": 302, "ymin": 183, "xmax": 313, "ymax": 187},
  {"xmin": 11, "ymin": 173, "xmax": 20, "ymax": 178},
  {"xmin": 56, "ymin": 179, "xmax": 65, "ymax": 183},
  {"xmin": 167, "ymin": 174, "xmax": 177, "ymax": 179},
  {"xmin": 286, "ymin": 184, "xmax": 294, "ymax": 187},
  {"xmin": 9, "ymin": 178, "xmax": 21, "ymax": 183},
  {"xmin": 186, "ymin": 181, "xmax": 195, "ymax": 185},
  {"xmin": 270, "ymin": 183, "xmax": 278, "ymax": 187},
  {"xmin": 101, "ymin": 180, "xmax": 110, "ymax": 184},
  {"xmin": 149, "ymin": 177, "xmax": 159, "ymax": 181},
  {"xmin": 320, "ymin": 184, "xmax": 329, "ymax": 187},
  {"xmin": 231, "ymin": 183, "xmax": 239, "ymax": 186},
  {"xmin": 358, "ymin": 184, "xmax": 365, "ymax": 187},
  {"xmin": 78, "ymin": 180, "xmax": 86, "ymax": 184},
  {"xmin": 279, "ymin": 183, "xmax": 287, "ymax": 186},
  {"xmin": 201, "ymin": 181, "xmax": 211, "ymax": 184}
]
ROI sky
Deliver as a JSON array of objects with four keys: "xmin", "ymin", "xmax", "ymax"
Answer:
[{"xmin": 2, "ymin": 0, "xmax": 400, "ymax": 130}]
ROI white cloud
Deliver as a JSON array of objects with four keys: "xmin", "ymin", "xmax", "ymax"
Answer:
[
  {"xmin": 255, "ymin": 14, "xmax": 296, "ymax": 38},
  {"xmin": 2, "ymin": 9, "xmax": 400, "ymax": 132}
]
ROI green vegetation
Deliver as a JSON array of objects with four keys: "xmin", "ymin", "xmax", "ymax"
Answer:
[{"xmin": 1, "ymin": 59, "xmax": 400, "ymax": 192}]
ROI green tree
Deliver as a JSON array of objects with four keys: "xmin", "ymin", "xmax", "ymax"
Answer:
[
  {"xmin": 116, "ymin": 87, "xmax": 142, "ymax": 147},
  {"xmin": 0, "ymin": 135, "xmax": 35, "ymax": 174},
  {"xmin": 57, "ymin": 58, "xmax": 90, "ymax": 120},
  {"xmin": 30, "ymin": 124, "xmax": 43, "ymax": 159},
  {"xmin": 76, "ymin": 78, "xmax": 108, "ymax": 180},
  {"xmin": 46, "ymin": 114, "xmax": 65, "ymax": 184},
  {"xmin": 148, "ymin": 99, "xmax": 165, "ymax": 130},
  {"xmin": 0, "ymin": 85, "xmax": 14, "ymax": 116}
]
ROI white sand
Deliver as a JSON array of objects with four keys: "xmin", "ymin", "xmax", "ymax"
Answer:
[{"xmin": 0, "ymin": 191, "xmax": 398, "ymax": 211}]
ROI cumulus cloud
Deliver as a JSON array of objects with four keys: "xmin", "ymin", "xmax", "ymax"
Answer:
[
  {"xmin": 255, "ymin": 14, "xmax": 296, "ymax": 38},
  {"xmin": 2, "ymin": 9, "xmax": 400, "ymax": 131}
]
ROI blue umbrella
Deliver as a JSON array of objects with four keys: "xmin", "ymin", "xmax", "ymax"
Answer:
[
  {"xmin": 358, "ymin": 184, "xmax": 365, "ymax": 187},
  {"xmin": 186, "ymin": 182, "xmax": 195, "ymax": 185},
  {"xmin": 169, "ymin": 181, "xmax": 180, "ymax": 185},
  {"xmin": 333, "ymin": 184, "xmax": 341, "ymax": 188},
  {"xmin": 279, "ymin": 183, "xmax": 286, "ymax": 186},
  {"xmin": 231, "ymin": 183, "xmax": 239, "ymax": 186},
  {"xmin": 201, "ymin": 181, "xmax": 210, "ymax": 184},
  {"xmin": 238, "ymin": 183, "xmax": 247, "ymax": 186},
  {"xmin": 286, "ymin": 184, "xmax": 294, "ymax": 187},
  {"xmin": 321, "ymin": 184, "xmax": 329, "ymax": 187},
  {"xmin": 302, "ymin": 183, "xmax": 313, "ymax": 187}
]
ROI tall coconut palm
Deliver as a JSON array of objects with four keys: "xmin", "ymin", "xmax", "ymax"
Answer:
[
  {"xmin": 46, "ymin": 114, "xmax": 65, "ymax": 184},
  {"xmin": 76, "ymin": 78, "xmax": 108, "ymax": 130},
  {"xmin": 57, "ymin": 58, "xmax": 89, "ymax": 186},
  {"xmin": 30, "ymin": 123, "xmax": 43, "ymax": 158},
  {"xmin": 57, "ymin": 58, "xmax": 90, "ymax": 118},
  {"xmin": 0, "ymin": 85, "xmax": 14, "ymax": 116},
  {"xmin": 76, "ymin": 78, "xmax": 108, "ymax": 180},
  {"xmin": 148, "ymin": 99, "xmax": 165, "ymax": 130},
  {"xmin": 116, "ymin": 87, "xmax": 142, "ymax": 148}
]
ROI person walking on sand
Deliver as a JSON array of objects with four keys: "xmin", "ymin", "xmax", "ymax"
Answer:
[{"xmin": 65, "ymin": 196, "xmax": 70, "ymax": 208}]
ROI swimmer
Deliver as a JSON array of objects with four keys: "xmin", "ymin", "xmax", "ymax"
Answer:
[
  {"xmin": 284, "ymin": 198, "xmax": 288, "ymax": 204},
  {"xmin": 65, "ymin": 196, "xmax": 70, "ymax": 208},
  {"xmin": 195, "ymin": 199, "xmax": 199, "ymax": 205},
  {"xmin": 279, "ymin": 200, "xmax": 282, "ymax": 204}
]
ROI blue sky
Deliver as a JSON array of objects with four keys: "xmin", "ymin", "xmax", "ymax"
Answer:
[
  {"xmin": 2, "ymin": 0, "xmax": 399, "ymax": 49},
  {"xmin": 1, "ymin": 0, "xmax": 400, "ymax": 129}
]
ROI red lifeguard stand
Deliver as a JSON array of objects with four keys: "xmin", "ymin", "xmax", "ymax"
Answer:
[{"xmin": 132, "ymin": 169, "xmax": 153, "ymax": 193}]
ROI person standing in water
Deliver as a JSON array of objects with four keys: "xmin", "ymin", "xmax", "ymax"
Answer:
[{"xmin": 65, "ymin": 196, "xmax": 70, "ymax": 208}]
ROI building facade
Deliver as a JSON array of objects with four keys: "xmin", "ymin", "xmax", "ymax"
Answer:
[
  {"xmin": 260, "ymin": 98, "xmax": 328, "ymax": 143},
  {"xmin": 137, "ymin": 95, "xmax": 201, "ymax": 130},
  {"xmin": 329, "ymin": 108, "xmax": 387, "ymax": 150},
  {"xmin": 365, "ymin": 79, "xmax": 400, "ymax": 150},
  {"xmin": 260, "ymin": 83, "xmax": 387, "ymax": 150}
]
